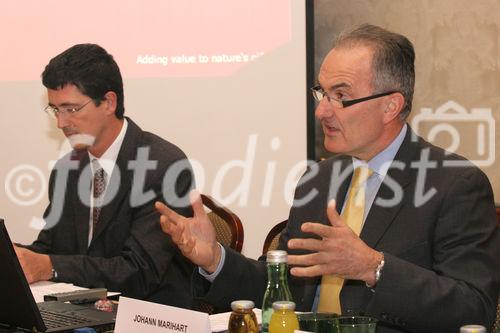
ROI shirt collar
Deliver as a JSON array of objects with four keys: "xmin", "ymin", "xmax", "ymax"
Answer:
[
  {"xmin": 89, "ymin": 118, "xmax": 128, "ymax": 176},
  {"xmin": 352, "ymin": 123, "xmax": 407, "ymax": 179}
]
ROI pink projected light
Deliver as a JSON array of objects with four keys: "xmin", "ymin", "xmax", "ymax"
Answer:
[{"xmin": 0, "ymin": 0, "xmax": 291, "ymax": 80}]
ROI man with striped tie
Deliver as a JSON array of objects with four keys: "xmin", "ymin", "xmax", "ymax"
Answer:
[{"xmin": 14, "ymin": 44, "xmax": 195, "ymax": 308}]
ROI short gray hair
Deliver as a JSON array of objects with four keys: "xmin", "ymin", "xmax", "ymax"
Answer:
[{"xmin": 335, "ymin": 24, "xmax": 415, "ymax": 119}]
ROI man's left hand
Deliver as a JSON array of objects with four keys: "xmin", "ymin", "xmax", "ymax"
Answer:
[
  {"xmin": 14, "ymin": 245, "xmax": 53, "ymax": 284},
  {"xmin": 287, "ymin": 200, "xmax": 383, "ymax": 286}
]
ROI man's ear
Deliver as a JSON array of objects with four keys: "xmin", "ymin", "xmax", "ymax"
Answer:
[
  {"xmin": 103, "ymin": 91, "xmax": 117, "ymax": 115},
  {"xmin": 383, "ymin": 92, "xmax": 405, "ymax": 123}
]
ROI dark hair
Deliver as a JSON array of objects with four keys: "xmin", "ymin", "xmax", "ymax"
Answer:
[
  {"xmin": 335, "ymin": 24, "xmax": 415, "ymax": 119},
  {"xmin": 42, "ymin": 43, "xmax": 125, "ymax": 119}
]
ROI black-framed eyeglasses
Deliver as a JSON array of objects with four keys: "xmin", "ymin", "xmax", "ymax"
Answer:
[
  {"xmin": 311, "ymin": 85, "xmax": 398, "ymax": 108},
  {"xmin": 44, "ymin": 99, "xmax": 94, "ymax": 118}
]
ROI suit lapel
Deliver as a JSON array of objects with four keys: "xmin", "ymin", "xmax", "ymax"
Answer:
[
  {"xmin": 90, "ymin": 119, "xmax": 140, "ymax": 245},
  {"xmin": 360, "ymin": 128, "xmax": 419, "ymax": 248},
  {"xmin": 328, "ymin": 156, "xmax": 353, "ymax": 219}
]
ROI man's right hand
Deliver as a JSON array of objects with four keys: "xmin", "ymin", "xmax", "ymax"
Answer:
[
  {"xmin": 14, "ymin": 245, "xmax": 53, "ymax": 283},
  {"xmin": 155, "ymin": 190, "xmax": 221, "ymax": 273}
]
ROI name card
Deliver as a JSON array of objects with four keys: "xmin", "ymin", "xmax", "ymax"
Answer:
[{"xmin": 114, "ymin": 296, "xmax": 210, "ymax": 333}]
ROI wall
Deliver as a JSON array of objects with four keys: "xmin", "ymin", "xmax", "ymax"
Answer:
[{"xmin": 314, "ymin": 0, "xmax": 500, "ymax": 202}]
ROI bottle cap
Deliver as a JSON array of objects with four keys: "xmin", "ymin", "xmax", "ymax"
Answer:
[
  {"xmin": 460, "ymin": 325, "xmax": 486, "ymax": 333},
  {"xmin": 266, "ymin": 250, "xmax": 287, "ymax": 263},
  {"xmin": 272, "ymin": 301, "xmax": 296, "ymax": 311},
  {"xmin": 231, "ymin": 300, "xmax": 255, "ymax": 311}
]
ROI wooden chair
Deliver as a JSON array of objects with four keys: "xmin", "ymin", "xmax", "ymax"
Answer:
[
  {"xmin": 262, "ymin": 220, "xmax": 288, "ymax": 256},
  {"xmin": 201, "ymin": 194, "xmax": 244, "ymax": 253}
]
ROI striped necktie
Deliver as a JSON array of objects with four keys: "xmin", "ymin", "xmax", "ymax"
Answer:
[{"xmin": 92, "ymin": 159, "xmax": 107, "ymax": 234}]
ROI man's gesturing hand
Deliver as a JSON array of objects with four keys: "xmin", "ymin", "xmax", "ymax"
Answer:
[{"xmin": 155, "ymin": 190, "xmax": 221, "ymax": 273}]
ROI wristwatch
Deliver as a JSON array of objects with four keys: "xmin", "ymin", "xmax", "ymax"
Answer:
[
  {"xmin": 366, "ymin": 252, "xmax": 384, "ymax": 289},
  {"xmin": 50, "ymin": 268, "xmax": 58, "ymax": 281}
]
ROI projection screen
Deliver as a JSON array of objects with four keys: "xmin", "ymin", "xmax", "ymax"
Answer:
[{"xmin": 0, "ymin": 0, "xmax": 309, "ymax": 258}]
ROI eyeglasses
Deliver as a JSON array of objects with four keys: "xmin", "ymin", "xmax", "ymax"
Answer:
[
  {"xmin": 311, "ymin": 85, "xmax": 398, "ymax": 108},
  {"xmin": 44, "ymin": 99, "xmax": 93, "ymax": 118}
]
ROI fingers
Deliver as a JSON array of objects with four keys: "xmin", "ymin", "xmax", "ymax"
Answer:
[
  {"xmin": 294, "ymin": 200, "xmax": 345, "ymax": 239},
  {"xmin": 288, "ymin": 248, "xmax": 334, "ymax": 278},
  {"xmin": 299, "ymin": 222, "xmax": 334, "ymax": 239},
  {"xmin": 189, "ymin": 190, "xmax": 205, "ymax": 218},
  {"xmin": 288, "ymin": 251, "xmax": 338, "ymax": 278},
  {"xmin": 160, "ymin": 214, "xmax": 184, "ymax": 240},
  {"xmin": 159, "ymin": 214, "xmax": 176, "ymax": 233},
  {"xmin": 326, "ymin": 199, "xmax": 344, "ymax": 227},
  {"xmin": 155, "ymin": 201, "xmax": 184, "ymax": 226},
  {"xmin": 158, "ymin": 210, "xmax": 196, "ymax": 251},
  {"xmin": 287, "ymin": 252, "xmax": 323, "ymax": 266},
  {"xmin": 288, "ymin": 237, "xmax": 324, "ymax": 252},
  {"xmin": 290, "ymin": 264, "xmax": 325, "ymax": 277},
  {"xmin": 154, "ymin": 201, "xmax": 171, "ymax": 215}
]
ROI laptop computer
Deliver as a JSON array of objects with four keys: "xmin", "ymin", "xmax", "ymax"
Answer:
[{"xmin": 0, "ymin": 219, "xmax": 115, "ymax": 332}]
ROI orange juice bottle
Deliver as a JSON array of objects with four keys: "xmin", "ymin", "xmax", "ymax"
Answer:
[{"xmin": 269, "ymin": 301, "xmax": 299, "ymax": 333}]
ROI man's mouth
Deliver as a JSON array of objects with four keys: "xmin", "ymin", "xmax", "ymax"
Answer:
[
  {"xmin": 323, "ymin": 123, "xmax": 340, "ymax": 133},
  {"xmin": 63, "ymin": 129, "xmax": 77, "ymax": 137},
  {"xmin": 67, "ymin": 134, "xmax": 96, "ymax": 149}
]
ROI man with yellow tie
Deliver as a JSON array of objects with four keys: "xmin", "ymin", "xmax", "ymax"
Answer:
[{"xmin": 156, "ymin": 24, "xmax": 499, "ymax": 332}]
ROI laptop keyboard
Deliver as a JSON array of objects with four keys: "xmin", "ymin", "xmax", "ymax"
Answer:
[{"xmin": 40, "ymin": 308, "xmax": 92, "ymax": 328}]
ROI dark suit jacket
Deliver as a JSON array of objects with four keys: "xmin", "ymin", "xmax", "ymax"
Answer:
[
  {"xmin": 27, "ymin": 118, "xmax": 195, "ymax": 308},
  {"xmin": 193, "ymin": 128, "xmax": 499, "ymax": 332}
]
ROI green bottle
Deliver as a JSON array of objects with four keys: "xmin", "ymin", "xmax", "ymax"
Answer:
[{"xmin": 261, "ymin": 250, "xmax": 293, "ymax": 333}]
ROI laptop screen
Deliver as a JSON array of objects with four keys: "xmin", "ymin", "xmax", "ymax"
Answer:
[{"xmin": 0, "ymin": 219, "xmax": 46, "ymax": 331}]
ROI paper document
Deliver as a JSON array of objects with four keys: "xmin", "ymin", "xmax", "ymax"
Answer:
[
  {"xmin": 30, "ymin": 281, "xmax": 120, "ymax": 303},
  {"xmin": 30, "ymin": 281, "xmax": 87, "ymax": 303}
]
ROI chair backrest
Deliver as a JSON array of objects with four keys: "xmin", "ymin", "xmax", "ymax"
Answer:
[
  {"xmin": 262, "ymin": 220, "xmax": 288, "ymax": 256},
  {"xmin": 201, "ymin": 194, "xmax": 244, "ymax": 252}
]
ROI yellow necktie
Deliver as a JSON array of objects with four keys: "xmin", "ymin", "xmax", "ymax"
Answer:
[{"xmin": 317, "ymin": 166, "xmax": 373, "ymax": 313}]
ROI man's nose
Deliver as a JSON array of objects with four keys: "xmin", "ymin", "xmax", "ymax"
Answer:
[
  {"xmin": 56, "ymin": 113, "xmax": 71, "ymax": 129},
  {"xmin": 314, "ymin": 98, "xmax": 334, "ymax": 120}
]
